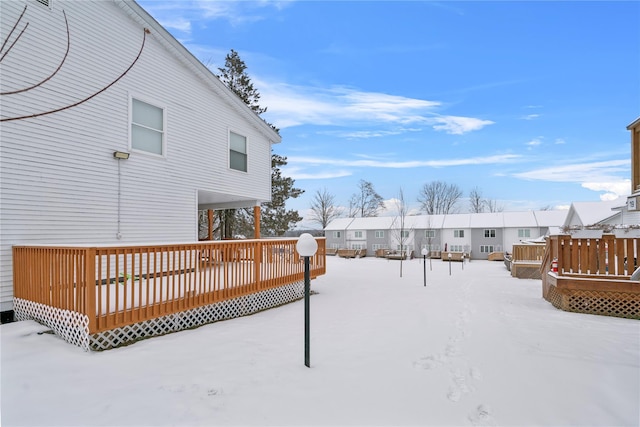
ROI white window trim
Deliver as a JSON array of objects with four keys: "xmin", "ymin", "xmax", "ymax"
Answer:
[
  {"xmin": 228, "ymin": 129, "xmax": 249, "ymax": 173},
  {"xmin": 484, "ymin": 229, "xmax": 496, "ymax": 238},
  {"xmin": 129, "ymin": 94, "xmax": 167, "ymax": 158}
]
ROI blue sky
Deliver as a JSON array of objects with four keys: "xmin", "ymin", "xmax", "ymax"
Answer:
[{"xmin": 139, "ymin": 0, "xmax": 640, "ymax": 228}]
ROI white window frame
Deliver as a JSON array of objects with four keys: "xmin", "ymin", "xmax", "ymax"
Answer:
[
  {"xmin": 401, "ymin": 230, "xmax": 410, "ymax": 238},
  {"xmin": 425, "ymin": 230, "xmax": 435, "ymax": 238},
  {"xmin": 450, "ymin": 245, "xmax": 463, "ymax": 252},
  {"xmin": 454, "ymin": 230, "xmax": 464, "ymax": 238},
  {"xmin": 518, "ymin": 229, "xmax": 531, "ymax": 238},
  {"xmin": 130, "ymin": 95, "xmax": 166, "ymax": 157},
  {"xmin": 354, "ymin": 231, "xmax": 363, "ymax": 238},
  {"xmin": 375, "ymin": 230, "xmax": 384, "ymax": 238},
  {"xmin": 229, "ymin": 131, "xmax": 248, "ymax": 172},
  {"xmin": 484, "ymin": 229, "xmax": 496, "ymax": 238},
  {"xmin": 480, "ymin": 245, "xmax": 495, "ymax": 253},
  {"xmin": 333, "ymin": 231, "xmax": 341, "ymax": 238}
]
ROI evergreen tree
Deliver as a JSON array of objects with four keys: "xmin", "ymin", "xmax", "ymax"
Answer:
[
  {"xmin": 261, "ymin": 154, "xmax": 304, "ymax": 235},
  {"xmin": 216, "ymin": 49, "xmax": 303, "ymax": 236},
  {"xmin": 218, "ymin": 49, "xmax": 266, "ymax": 115}
]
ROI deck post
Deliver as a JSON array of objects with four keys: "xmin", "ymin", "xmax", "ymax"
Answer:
[
  {"xmin": 253, "ymin": 205, "xmax": 261, "ymax": 239},
  {"xmin": 207, "ymin": 209, "xmax": 214, "ymax": 240},
  {"xmin": 254, "ymin": 240, "xmax": 262, "ymax": 291},
  {"xmin": 85, "ymin": 247, "xmax": 97, "ymax": 334}
]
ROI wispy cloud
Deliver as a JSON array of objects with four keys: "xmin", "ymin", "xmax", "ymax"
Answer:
[
  {"xmin": 431, "ymin": 116, "xmax": 495, "ymax": 135},
  {"xmin": 259, "ymin": 81, "xmax": 493, "ymax": 135},
  {"xmin": 525, "ymin": 138, "xmax": 543, "ymax": 149},
  {"xmin": 139, "ymin": 0, "xmax": 291, "ymax": 34},
  {"xmin": 521, "ymin": 114, "xmax": 540, "ymax": 120},
  {"xmin": 288, "ymin": 153, "xmax": 521, "ymax": 171},
  {"xmin": 513, "ymin": 160, "xmax": 631, "ymax": 197},
  {"xmin": 280, "ymin": 166, "xmax": 352, "ymax": 180}
]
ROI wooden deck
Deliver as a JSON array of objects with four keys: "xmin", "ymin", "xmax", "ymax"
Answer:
[
  {"xmin": 441, "ymin": 251, "xmax": 465, "ymax": 262},
  {"xmin": 508, "ymin": 243, "xmax": 546, "ymax": 279},
  {"xmin": 541, "ymin": 235, "xmax": 639, "ymax": 319},
  {"xmin": 13, "ymin": 238, "xmax": 327, "ymax": 349}
]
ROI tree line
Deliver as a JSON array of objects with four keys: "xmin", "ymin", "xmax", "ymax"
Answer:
[{"xmin": 308, "ymin": 180, "xmax": 510, "ymax": 229}]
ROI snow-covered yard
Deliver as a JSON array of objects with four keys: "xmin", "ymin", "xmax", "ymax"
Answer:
[{"xmin": 1, "ymin": 256, "xmax": 638, "ymax": 426}]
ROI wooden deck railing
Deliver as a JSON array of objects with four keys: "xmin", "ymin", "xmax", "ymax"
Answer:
[
  {"xmin": 547, "ymin": 235, "xmax": 638, "ymax": 277},
  {"xmin": 512, "ymin": 244, "xmax": 545, "ymax": 262},
  {"xmin": 541, "ymin": 234, "xmax": 640, "ymax": 319},
  {"xmin": 13, "ymin": 238, "xmax": 326, "ymax": 334}
]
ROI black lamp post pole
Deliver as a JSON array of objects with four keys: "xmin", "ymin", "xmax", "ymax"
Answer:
[
  {"xmin": 304, "ymin": 255, "xmax": 310, "ymax": 368},
  {"xmin": 423, "ymin": 254, "xmax": 427, "ymax": 286}
]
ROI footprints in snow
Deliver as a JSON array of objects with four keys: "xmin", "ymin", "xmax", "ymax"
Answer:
[{"xmin": 413, "ymin": 285, "xmax": 496, "ymax": 425}]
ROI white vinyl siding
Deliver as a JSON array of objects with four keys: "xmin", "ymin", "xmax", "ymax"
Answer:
[
  {"xmin": 0, "ymin": 1, "xmax": 278, "ymax": 311},
  {"xmin": 229, "ymin": 132, "xmax": 247, "ymax": 172},
  {"xmin": 131, "ymin": 98, "xmax": 165, "ymax": 156}
]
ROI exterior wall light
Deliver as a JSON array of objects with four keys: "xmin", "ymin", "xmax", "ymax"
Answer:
[{"xmin": 113, "ymin": 151, "xmax": 130, "ymax": 159}]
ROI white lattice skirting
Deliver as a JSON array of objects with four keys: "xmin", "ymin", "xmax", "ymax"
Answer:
[
  {"xmin": 14, "ymin": 298, "xmax": 91, "ymax": 351},
  {"xmin": 15, "ymin": 281, "xmax": 304, "ymax": 351}
]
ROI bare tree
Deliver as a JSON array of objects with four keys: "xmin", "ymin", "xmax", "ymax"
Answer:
[
  {"xmin": 348, "ymin": 180, "xmax": 384, "ymax": 218},
  {"xmin": 469, "ymin": 187, "xmax": 485, "ymax": 213},
  {"xmin": 485, "ymin": 199, "xmax": 505, "ymax": 212},
  {"xmin": 392, "ymin": 188, "xmax": 412, "ymax": 278},
  {"xmin": 417, "ymin": 181, "xmax": 462, "ymax": 214},
  {"xmin": 308, "ymin": 188, "xmax": 342, "ymax": 229}
]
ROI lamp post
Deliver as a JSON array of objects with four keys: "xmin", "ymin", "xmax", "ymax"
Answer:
[
  {"xmin": 448, "ymin": 252, "xmax": 452, "ymax": 276},
  {"xmin": 296, "ymin": 233, "xmax": 318, "ymax": 368},
  {"xmin": 421, "ymin": 248, "xmax": 428, "ymax": 287}
]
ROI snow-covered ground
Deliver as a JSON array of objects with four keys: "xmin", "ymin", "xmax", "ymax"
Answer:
[{"xmin": 1, "ymin": 256, "xmax": 638, "ymax": 426}]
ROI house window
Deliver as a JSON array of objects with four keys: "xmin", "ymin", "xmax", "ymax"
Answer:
[
  {"xmin": 375, "ymin": 230, "xmax": 384, "ymax": 238},
  {"xmin": 333, "ymin": 231, "xmax": 341, "ymax": 238},
  {"xmin": 484, "ymin": 229, "xmax": 496, "ymax": 238},
  {"xmin": 131, "ymin": 98, "xmax": 165, "ymax": 155},
  {"xmin": 450, "ymin": 245, "xmax": 463, "ymax": 252},
  {"xmin": 351, "ymin": 244, "xmax": 364, "ymax": 249},
  {"xmin": 518, "ymin": 229, "xmax": 531, "ymax": 238},
  {"xmin": 229, "ymin": 132, "xmax": 247, "ymax": 172},
  {"xmin": 372, "ymin": 244, "xmax": 388, "ymax": 250},
  {"xmin": 454, "ymin": 230, "xmax": 464, "ymax": 238},
  {"xmin": 401, "ymin": 230, "xmax": 409, "ymax": 238},
  {"xmin": 354, "ymin": 231, "xmax": 363, "ymax": 238},
  {"xmin": 480, "ymin": 245, "xmax": 494, "ymax": 253},
  {"xmin": 425, "ymin": 230, "xmax": 435, "ymax": 238}
]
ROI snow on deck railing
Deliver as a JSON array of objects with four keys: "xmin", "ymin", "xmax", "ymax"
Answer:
[{"xmin": 13, "ymin": 238, "xmax": 326, "ymax": 334}]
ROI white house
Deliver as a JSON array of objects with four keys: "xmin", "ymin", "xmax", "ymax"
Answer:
[
  {"xmin": 324, "ymin": 210, "xmax": 569, "ymax": 260},
  {"xmin": 0, "ymin": 0, "xmax": 280, "ymax": 320}
]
